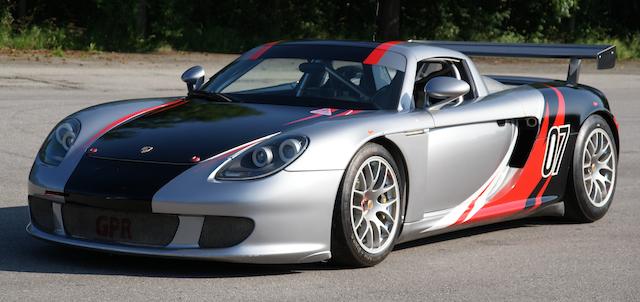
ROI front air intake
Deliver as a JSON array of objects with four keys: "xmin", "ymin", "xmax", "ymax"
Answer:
[
  {"xmin": 199, "ymin": 216, "xmax": 254, "ymax": 248},
  {"xmin": 28, "ymin": 196, "xmax": 55, "ymax": 233}
]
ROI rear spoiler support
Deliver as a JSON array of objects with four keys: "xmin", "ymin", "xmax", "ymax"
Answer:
[
  {"xmin": 567, "ymin": 58, "xmax": 582, "ymax": 85},
  {"xmin": 411, "ymin": 41, "xmax": 616, "ymax": 85}
]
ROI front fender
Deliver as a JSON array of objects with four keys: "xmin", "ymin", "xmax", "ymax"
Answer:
[{"xmin": 284, "ymin": 111, "xmax": 433, "ymax": 171}]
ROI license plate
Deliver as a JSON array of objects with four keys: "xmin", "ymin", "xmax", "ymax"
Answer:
[
  {"xmin": 95, "ymin": 215, "xmax": 133, "ymax": 240},
  {"xmin": 62, "ymin": 203, "xmax": 179, "ymax": 246}
]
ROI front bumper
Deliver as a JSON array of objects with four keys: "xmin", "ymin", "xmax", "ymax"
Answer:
[
  {"xmin": 27, "ymin": 169, "xmax": 344, "ymax": 264},
  {"xmin": 27, "ymin": 223, "xmax": 330, "ymax": 263}
]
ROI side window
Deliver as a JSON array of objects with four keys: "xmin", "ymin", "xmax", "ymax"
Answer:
[
  {"xmin": 452, "ymin": 60, "xmax": 476, "ymax": 101},
  {"xmin": 416, "ymin": 62, "xmax": 445, "ymax": 81},
  {"xmin": 413, "ymin": 59, "xmax": 476, "ymax": 108},
  {"xmin": 413, "ymin": 61, "xmax": 453, "ymax": 108}
]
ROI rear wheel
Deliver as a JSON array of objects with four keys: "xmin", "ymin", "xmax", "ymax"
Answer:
[
  {"xmin": 565, "ymin": 115, "xmax": 617, "ymax": 222},
  {"xmin": 331, "ymin": 143, "xmax": 404, "ymax": 267}
]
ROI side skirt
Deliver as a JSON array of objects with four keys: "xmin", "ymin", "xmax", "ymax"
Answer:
[{"xmin": 396, "ymin": 201, "xmax": 564, "ymax": 244}]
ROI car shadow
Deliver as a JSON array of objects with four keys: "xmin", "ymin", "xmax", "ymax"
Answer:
[
  {"xmin": 393, "ymin": 215, "xmax": 578, "ymax": 251},
  {"xmin": 0, "ymin": 205, "xmax": 576, "ymax": 277}
]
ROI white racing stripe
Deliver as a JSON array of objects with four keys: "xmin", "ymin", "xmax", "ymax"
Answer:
[{"xmin": 425, "ymin": 122, "xmax": 519, "ymax": 232}]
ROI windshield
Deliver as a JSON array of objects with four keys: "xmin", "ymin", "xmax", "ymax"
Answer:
[{"xmin": 200, "ymin": 47, "xmax": 406, "ymax": 110}]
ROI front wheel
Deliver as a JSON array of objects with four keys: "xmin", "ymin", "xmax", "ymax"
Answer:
[
  {"xmin": 331, "ymin": 143, "xmax": 404, "ymax": 267},
  {"xmin": 565, "ymin": 115, "xmax": 618, "ymax": 222}
]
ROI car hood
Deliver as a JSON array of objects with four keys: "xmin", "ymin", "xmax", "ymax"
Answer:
[{"xmin": 87, "ymin": 98, "xmax": 354, "ymax": 164}]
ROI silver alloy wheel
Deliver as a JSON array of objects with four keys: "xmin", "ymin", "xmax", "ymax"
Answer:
[
  {"xmin": 582, "ymin": 128, "xmax": 616, "ymax": 208},
  {"xmin": 350, "ymin": 156, "xmax": 400, "ymax": 254}
]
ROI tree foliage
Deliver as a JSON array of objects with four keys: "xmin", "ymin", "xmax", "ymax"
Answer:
[{"xmin": 0, "ymin": 0, "xmax": 638, "ymax": 55}]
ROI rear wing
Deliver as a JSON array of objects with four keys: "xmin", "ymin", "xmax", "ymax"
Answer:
[{"xmin": 410, "ymin": 40, "xmax": 616, "ymax": 85}]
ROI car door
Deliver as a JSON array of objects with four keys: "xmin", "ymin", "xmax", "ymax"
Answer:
[{"xmin": 420, "ymin": 59, "xmax": 517, "ymax": 213}]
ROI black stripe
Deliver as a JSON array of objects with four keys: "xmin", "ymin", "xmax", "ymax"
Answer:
[
  {"xmin": 525, "ymin": 179, "xmax": 547, "ymax": 208},
  {"xmin": 64, "ymin": 156, "xmax": 191, "ymax": 212},
  {"xmin": 524, "ymin": 85, "xmax": 557, "ymax": 208}
]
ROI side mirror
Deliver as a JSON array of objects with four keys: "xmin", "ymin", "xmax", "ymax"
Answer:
[
  {"xmin": 424, "ymin": 76, "xmax": 470, "ymax": 110},
  {"xmin": 181, "ymin": 66, "xmax": 205, "ymax": 93}
]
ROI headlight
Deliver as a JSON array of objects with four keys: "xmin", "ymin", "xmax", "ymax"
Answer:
[
  {"xmin": 38, "ymin": 118, "xmax": 81, "ymax": 166},
  {"xmin": 215, "ymin": 135, "xmax": 308, "ymax": 180}
]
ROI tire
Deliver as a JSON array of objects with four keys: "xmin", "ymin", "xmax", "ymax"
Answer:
[
  {"xmin": 564, "ymin": 115, "xmax": 618, "ymax": 222},
  {"xmin": 330, "ymin": 143, "xmax": 404, "ymax": 267}
]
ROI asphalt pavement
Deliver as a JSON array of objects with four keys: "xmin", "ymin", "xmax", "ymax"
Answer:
[{"xmin": 0, "ymin": 52, "xmax": 638, "ymax": 301}]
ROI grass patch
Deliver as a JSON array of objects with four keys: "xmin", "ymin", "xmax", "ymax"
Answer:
[
  {"xmin": 51, "ymin": 46, "xmax": 65, "ymax": 57},
  {"xmin": 0, "ymin": 9, "xmax": 76, "ymax": 51}
]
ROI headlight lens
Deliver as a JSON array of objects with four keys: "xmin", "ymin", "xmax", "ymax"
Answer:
[
  {"xmin": 215, "ymin": 135, "xmax": 308, "ymax": 180},
  {"xmin": 38, "ymin": 118, "xmax": 81, "ymax": 166}
]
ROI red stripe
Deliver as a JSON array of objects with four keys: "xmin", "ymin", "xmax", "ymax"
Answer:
[
  {"xmin": 87, "ymin": 98, "xmax": 187, "ymax": 146},
  {"xmin": 467, "ymin": 85, "xmax": 569, "ymax": 219},
  {"xmin": 534, "ymin": 177, "xmax": 552, "ymax": 207},
  {"xmin": 329, "ymin": 109, "xmax": 363, "ymax": 118},
  {"xmin": 466, "ymin": 199, "xmax": 529, "ymax": 222},
  {"xmin": 455, "ymin": 174, "xmax": 497, "ymax": 224},
  {"xmin": 45, "ymin": 190, "xmax": 67, "ymax": 197},
  {"xmin": 363, "ymin": 41, "xmax": 402, "ymax": 65},
  {"xmin": 286, "ymin": 114, "xmax": 322, "ymax": 125},
  {"xmin": 285, "ymin": 108, "xmax": 338, "ymax": 125},
  {"xmin": 530, "ymin": 85, "xmax": 566, "ymax": 208},
  {"xmin": 207, "ymin": 142, "xmax": 257, "ymax": 161},
  {"xmin": 249, "ymin": 41, "xmax": 279, "ymax": 60},
  {"xmin": 545, "ymin": 85, "xmax": 566, "ymax": 126},
  {"xmin": 465, "ymin": 102, "xmax": 552, "ymax": 223},
  {"xmin": 145, "ymin": 99, "xmax": 188, "ymax": 116}
]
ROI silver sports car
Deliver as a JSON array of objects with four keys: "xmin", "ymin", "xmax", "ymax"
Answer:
[{"xmin": 28, "ymin": 40, "xmax": 619, "ymax": 267}]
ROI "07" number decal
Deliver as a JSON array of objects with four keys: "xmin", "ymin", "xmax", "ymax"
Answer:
[{"xmin": 542, "ymin": 125, "xmax": 570, "ymax": 178}]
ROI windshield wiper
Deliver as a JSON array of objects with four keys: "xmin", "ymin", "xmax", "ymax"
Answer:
[{"xmin": 189, "ymin": 91, "xmax": 234, "ymax": 103}]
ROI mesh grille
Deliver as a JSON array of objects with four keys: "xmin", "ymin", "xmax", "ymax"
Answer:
[
  {"xmin": 199, "ymin": 216, "xmax": 254, "ymax": 248},
  {"xmin": 28, "ymin": 196, "xmax": 55, "ymax": 232}
]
